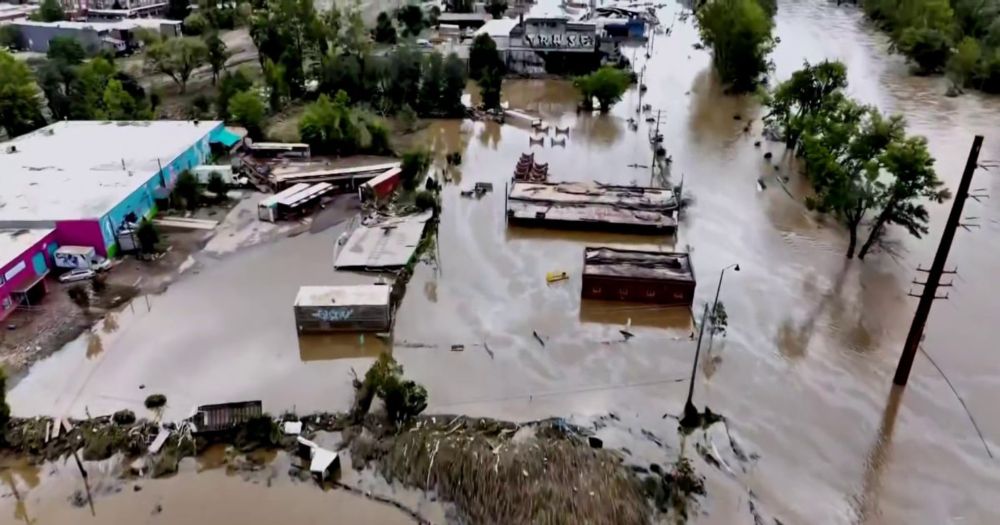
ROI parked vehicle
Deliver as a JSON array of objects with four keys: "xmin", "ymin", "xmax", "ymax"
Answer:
[{"xmin": 59, "ymin": 268, "xmax": 95, "ymax": 283}]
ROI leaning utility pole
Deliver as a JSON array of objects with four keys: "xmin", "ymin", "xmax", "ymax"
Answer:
[{"xmin": 894, "ymin": 135, "xmax": 984, "ymax": 386}]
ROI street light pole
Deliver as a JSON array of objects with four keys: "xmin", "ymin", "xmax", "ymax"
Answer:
[{"xmin": 681, "ymin": 263, "xmax": 739, "ymax": 428}]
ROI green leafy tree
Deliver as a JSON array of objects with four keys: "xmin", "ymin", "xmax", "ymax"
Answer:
[
  {"xmin": 946, "ymin": 36, "xmax": 981, "ymax": 89},
  {"xmin": 173, "ymin": 171, "xmax": 201, "ymax": 210},
  {"xmin": 145, "ymin": 37, "xmax": 209, "ymax": 93},
  {"xmin": 469, "ymin": 33, "xmax": 502, "ymax": 80},
  {"xmin": 396, "ymin": 5, "xmax": 424, "ymax": 37},
  {"xmin": 764, "ymin": 60, "xmax": 848, "ymax": 149},
  {"xmin": 897, "ymin": 27, "xmax": 952, "ymax": 74},
  {"xmin": 228, "ymin": 90, "xmax": 266, "ymax": 138},
  {"xmin": 250, "ymin": 0, "xmax": 325, "ymax": 99},
  {"xmin": 207, "ymin": 172, "xmax": 229, "ymax": 201},
  {"xmin": 379, "ymin": 46, "xmax": 423, "ymax": 113},
  {"xmin": 0, "ymin": 50, "xmax": 44, "ymax": 138},
  {"xmin": 573, "ymin": 66, "xmax": 631, "ymax": 112},
  {"xmin": 262, "ymin": 58, "xmax": 289, "ymax": 111},
  {"xmin": 317, "ymin": 52, "xmax": 366, "ymax": 102},
  {"xmin": 400, "ymin": 148, "xmax": 431, "ymax": 190},
  {"xmin": 299, "ymin": 90, "xmax": 384, "ymax": 155},
  {"xmin": 418, "ymin": 51, "xmax": 444, "ymax": 114},
  {"xmin": 217, "ymin": 66, "xmax": 253, "ymax": 118},
  {"xmin": 137, "ymin": 218, "xmax": 159, "ymax": 253},
  {"xmin": 102, "ymin": 78, "xmax": 142, "ymax": 119},
  {"xmin": 478, "ymin": 66, "xmax": 503, "ymax": 110},
  {"xmin": 0, "ymin": 25, "xmax": 22, "ymax": 50},
  {"xmin": 68, "ymin": 57, "xmax": 116, "ymax": 119},
  {"xmin": 696, "ymin": 0, "xmax": 775, "ymax": 92},
  {"xmin": 204, "ymin": 31, "xmax": 231, "ymax": 84},
  {"xmin": 374, "ymin": 11, "xmax": 397, "ymax": 44},
  {"xmin": 183, "ymin": 12, "xmax": 210, "ymax": 35},
  {"xmin": 441, "ymin": 52, "xmax": 468, "ymax": 115},
  {"xmin": 35, "ymin": 0, "xmax": 65, "ymax": 22},
  {"xmin": 47, "ymin": 36, "xmax": 86, "ymax": 64},
  {"xmin": 485, "ymin": 0, "xmax": 508, "ymax": 18},
  {"xmin": 856, "ymin": 135, "xmax": 948, "ymax": 259}
]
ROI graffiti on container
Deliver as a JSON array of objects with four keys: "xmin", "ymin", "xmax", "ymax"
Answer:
[{"xmin": 312, "ymin": 308, "xmax": 354, "ymax": 322}]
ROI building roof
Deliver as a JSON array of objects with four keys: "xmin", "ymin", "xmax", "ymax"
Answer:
[
  {"xmin": 10, "ymin": 18, "xmax": 181, "ymax": 32},
  {"xmin": 0, "ymin": 228, "xmax": 53, "ymax": 268},
  {"xmin": 334, "ymin": 212, "xmax": 433, "ymax": 269},
  {"xmin": 476, "ymin": 18, "xmax": 518, "ymax": 38},
  {"xmin": 508, "ymin": 181, "xmax": 678, "ymax": 210},
  {"xmin": 583, "ymin": 247, "xmax": 694, "ymax": 283},
  {"xmin": 294, "ymin": 285, "xmax": 392, "ymax": 307},
  {"xmin": 437, "ymin": 13, "xmax": 490, "ymax": 22},
  {"xmin": 0, "ymin": 120, "xmax": 222, "ymax": 223}
]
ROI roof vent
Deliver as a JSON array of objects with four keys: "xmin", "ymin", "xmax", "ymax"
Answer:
[{"xmin": 5, "ymin": 145, "xmax": 17, "ymax": 154}]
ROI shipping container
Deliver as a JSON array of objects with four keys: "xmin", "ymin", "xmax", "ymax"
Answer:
[{"xmin": 293, "ymin": 285, "xmax": 393, "ymax": 333}]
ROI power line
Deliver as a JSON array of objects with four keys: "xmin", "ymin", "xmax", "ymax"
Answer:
[{"xmin": 432, "ymin": 376, "xmax": 689, "ymax": 409}]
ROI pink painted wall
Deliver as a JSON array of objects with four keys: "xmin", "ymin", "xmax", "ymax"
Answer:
[
  {"xmin": 55, "ymin": 220, "xmax": 108, "ymax": 256},
  {"xmin": 0, "ymin": 230, "xmax": 57, "ymax": 321}
]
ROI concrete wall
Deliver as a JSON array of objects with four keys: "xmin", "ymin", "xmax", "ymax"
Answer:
[{"xmin": 0, "ymin": 230, "xmax": 57, "ymax": 321}]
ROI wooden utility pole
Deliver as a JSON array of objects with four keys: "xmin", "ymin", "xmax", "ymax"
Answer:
[{"xmin": 894, "ymin": 135, "xmax": 983, "ymax": 386}]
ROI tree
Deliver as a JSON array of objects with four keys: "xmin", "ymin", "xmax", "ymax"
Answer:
[
  {"xmin": 250, "ymin": 0, "xmax": 325, "ymax": 99},
  {"xmin": 400, "ymin": 148, "xmax": 431, "ymax": 190},
  {"xmin": 262, "ymin": 58, "xmax": 289, "ymax": 111},
  {"xmin": 35, "ymin": 0, "xmax": 65, "ymax": 22},
  {"xmin": 856, "ymin": 135, "xmax": 948, "ymax": 259},
  {"xmin": 299, "ymin": 91, "xmax": 385, "ymax": 155},
  {"xmin": 418, "ymin": 51, "xmax": 444, "ymax": 114},
  {"xmin": 183, "ymin": 12, "xmax": 210, "ymax": 35},
  {"xmin": 946, "ymin": 36, "xmax": 981, "ymax": 89},
  {"xmin": 764, "ymin": 60, "xmax": 848, "ymax": 149},
  {"xmin": 173, "ymin": 171, "xmax": 201, "ymax": 209},
  {"xmin": 145, "ymin": 37, "xmax": 209, "ymax": 93},
  {"xmin": 102, "ymin": 79, "xmax": 140, "ymax": 119},
  {"xmin": 0, "ymin": 26, "xmax": 22, "ymax": 50},
  {"xmin": 217, "ymin": 66, "xmax": 253, "ymax": 118},
  {"xmin": 478, "ymin": 66, "xmax": 503, "ymax": 110},
  {"xmin": 485, "ymin": 0, "xmax": 507, "ymax": 18},
  {"xmin": 47, "ymin": 37, "xmax": 86, "ymax": 64},
  {"xmin": 696, "ymin": 0, "xmax": 774, "ymax": 93},
  {"xmin": 441, "ymin": 52, "xmax": 468, "ymax": 115},
  {"xmin": 228, "ymin": 90, "xmax": 266, "ymax": 138},
  {"xmin": 137, "ymin": 219, "xmax": 159, "ymax": 254},
  {"xmin": 374, "ymin": 11, "xmax": 397, "ymax": 44},
  {"xmin": 207, "ymin": 172, "xmax": 229, "ymax": 201},
  {"xmin": 204, "ymin": 32, "xmax": 231, "ymax": 84},
  {"xmin": 897, "ymin": 27, "xmax": 952, "ymax": 74},
  {"xmin": 396, "ymin": 5, "xmax": 424, "ymax": 37},
  {"xmin": 469, "ymin": 33, "xmax": 502, "ymax": 80},
  {"xmin": 573, "ymin": 66, "xmax": 631, "ymax": 112},
  {"xmin": 379, "ymin": 46, "xmax": 424, "ymax": 113},
  {"xmin": 68, "ymin": 57, "xmax": 116, "ymax": 119},
  {"xmin": 166, "ymin": 0, "xmax": 190, "ymax": 20},
  {"xmin": 0, "ymin": 50, "xmax": 44, "ymax": 138}
]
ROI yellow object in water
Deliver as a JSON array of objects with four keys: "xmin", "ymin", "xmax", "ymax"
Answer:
[{"xmin": 546, "ymin": 271, "xmax": 569, "ymax": 283}]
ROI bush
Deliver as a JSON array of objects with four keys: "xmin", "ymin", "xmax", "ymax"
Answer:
[
  {"xmin": 898, "ymin": 27, "xmax": 952, "ymax": 74},
  {"xmin": 573, "ymin": 66, "xmax": 631, "ymax": 111},
  {"xmin": 173, "ymin": 170, "xmax": 201, "ymax": 210},
  {"xmin": 696, "ymin": 0, "xmax": 775, "ymax": 92},
  {"xmin": 374, "ymin": 11, "xmax": 397, "ymax": 44},
  {"xmin": 414, "ymin": 190, "xmax": 438, "ymax": 211},
  {"xmin": 400, "ymin": 149, "xmax": 431, "ymax": 190},
  {"xmin": 182, "ymin": 13, "xmax": 209, "ymax": 35},
  {"xmin": 227, "ymin": 90, "xmax": 266, "ymax": 139},
  {"xmin": 144, "ymin": 394, "xmax": 168, "ymax": 409},
  {"xmin": 206, "ymin": 172, "xmax": 228, "ymax": 201}
]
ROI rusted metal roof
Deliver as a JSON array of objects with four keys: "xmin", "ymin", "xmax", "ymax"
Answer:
[
  {"xmin": 583, "ymin": 247, "xmax": 693, "ymax": 282},
  {"xmin": 507, "ymin": 181, "xmax": 678, "ymax": 232}
]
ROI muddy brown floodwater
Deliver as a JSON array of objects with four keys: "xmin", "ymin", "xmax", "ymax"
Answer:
[{"xmin": 5, "ymin": 0, "xmax": 1000, "ymax": 523}]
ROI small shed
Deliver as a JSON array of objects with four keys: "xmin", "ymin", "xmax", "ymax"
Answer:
[
  {"xmin": 294, "ymin": 285, "xmax": 393, "ymax": 333},
  {"xmin": 581, "ymin": 247, "xmax": 695, "ymax": 305}
]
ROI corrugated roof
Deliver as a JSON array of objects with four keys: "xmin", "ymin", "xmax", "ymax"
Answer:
[
  {"xmin": 583, "ymin": 247, "xmax": 694, "ymax": 282},
  {"xmin": 334, "ymin": 212, "xmax": 433, "ymax": 269}
]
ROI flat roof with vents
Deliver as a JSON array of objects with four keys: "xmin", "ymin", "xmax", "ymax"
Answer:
[{"xmin": 0, "ymin": 120, "xmax": 221, "ymax": 223}]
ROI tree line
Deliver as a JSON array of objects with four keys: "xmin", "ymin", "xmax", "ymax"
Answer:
[
  {"xmin": 696, "ymin": 0, "xmax": 776, "ymax": 92},
  {"xmin": 765, "ymin": 61, "xmax": 949, "ymax": 259},
  {"xmin": 862, "ymin": 0, "xmax": 1000, "ymax": 92}
]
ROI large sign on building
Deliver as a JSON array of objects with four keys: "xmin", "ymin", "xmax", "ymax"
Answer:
[{"xmin": 523, "ymin": 33, "xmax": 596, "ymax": 50}]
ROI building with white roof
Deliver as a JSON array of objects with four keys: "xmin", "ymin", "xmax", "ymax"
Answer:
[
  {"xmin": 0, "ymin": 120, "xmax": 227, "ymax": 257},
  {"xmin": 0, "ymin": 227, "xmax": 56, "ymax": 320}
]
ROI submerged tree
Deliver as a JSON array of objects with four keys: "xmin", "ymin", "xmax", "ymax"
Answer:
[
  {"xmin": 764, "ymin": 60, "xmax": 848, "ymax": 149},
  {"xmin": 574, "ymin": 66, "xmax": 631, "ymax": 111},
  {"xmin": 696, "ymin": 0, "xmax": 775, "ymax": 93}
]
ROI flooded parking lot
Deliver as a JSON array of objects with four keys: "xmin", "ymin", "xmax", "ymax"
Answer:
[{"xmin": 5, "ymin": 0, "xmax": 1000, "ymax": 523}]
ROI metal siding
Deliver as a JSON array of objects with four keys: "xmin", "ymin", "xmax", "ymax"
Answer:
[{"xmin": 294, "ymin": 304, "xmax": 390, "ymax": 332}]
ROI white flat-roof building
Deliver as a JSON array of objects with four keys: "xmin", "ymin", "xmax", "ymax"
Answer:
[
  {"xmin": 0, "ymin": 227, "xmax": 57, "ymax": 320},
  {"xmin": 0, "ymin": 120, "xmax": 226, "ymax": 256}
]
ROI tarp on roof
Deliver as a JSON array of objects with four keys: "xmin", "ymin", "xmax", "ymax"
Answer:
[{"xmin": 210, "ymin": 127, "xmax": 244, "ymax": 147}]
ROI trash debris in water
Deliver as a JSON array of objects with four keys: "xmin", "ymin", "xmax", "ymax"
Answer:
[{"xmin": 546, "ymin": 271, "xmax": 569, "ymax": 283}]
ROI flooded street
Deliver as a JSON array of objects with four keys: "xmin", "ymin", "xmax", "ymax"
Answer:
[{"xmin": 5, "ymin": 0, "xmax": 1000, "ymax": 523}]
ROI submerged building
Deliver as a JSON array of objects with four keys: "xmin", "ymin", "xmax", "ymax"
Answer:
[{"xmin": 476, "ymin": 13, "xmax": 613, "ymax": 75}]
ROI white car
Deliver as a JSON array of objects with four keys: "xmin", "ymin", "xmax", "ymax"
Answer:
[
  {"xmin": 91, "ymin": 257, "xmax": 112, "ymax": 272},
  {"xmin": 59, "ymin": 268, "xmax": 95, "ymax": 283}
]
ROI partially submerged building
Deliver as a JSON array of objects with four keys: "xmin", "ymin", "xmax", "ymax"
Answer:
[
  {"xmin": 0, "ymin": 120, "xmax": 230, "ymax": 257},
  {"xmin": 293, "ymin": 285, "xmax": 393, "ymax": 333},
  {"xmin": 506, "ymin": 181, "xmax": 678, "ymax": 233},
  {"xmin": 581, "ymin": 247, "xmax": 695, "ymax": 305},
  {"xmin": 476, "ymin": 13, "xmax": 608, "ymax": 75}
]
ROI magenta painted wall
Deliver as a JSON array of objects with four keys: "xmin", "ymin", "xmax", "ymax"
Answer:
[
  {"xmin": 0, "ymin": 230, "xmax": 57, "ymax": 321},
  {"xmin": 55, "ymin": 220, "xmax": 108, "ymax": 256}
]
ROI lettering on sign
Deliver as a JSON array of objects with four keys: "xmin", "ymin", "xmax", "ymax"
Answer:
[
  {"xmin": 524, "ymin": 33, "xmax": 595, "ymax": 49},
  {"xmin": 312, "ymin": 308, "xmax": 354, "ymax": 322}
]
